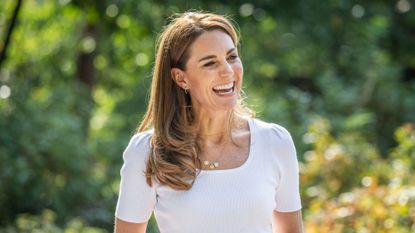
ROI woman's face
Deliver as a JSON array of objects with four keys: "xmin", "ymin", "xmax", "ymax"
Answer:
[{"xmin": 174, "ymin": 29, "xmax": 243, "ymax": 113}]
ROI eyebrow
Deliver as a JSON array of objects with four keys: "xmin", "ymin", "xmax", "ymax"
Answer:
[{"xmin": 198, "ymin": 48, "xmax": 236, "ymax": 63}]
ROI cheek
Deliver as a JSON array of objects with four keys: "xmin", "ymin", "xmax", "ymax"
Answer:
[
  {"xmin": 234, "ymin": 62, "xmax": 243, "ymax": 77},
  {"xmin": 189, "ymin": 78, "xmax": 212, "ymax": 96},
  {"xmin": 234, "ymin": 63, "xmax": 244, "ymax": 84}
]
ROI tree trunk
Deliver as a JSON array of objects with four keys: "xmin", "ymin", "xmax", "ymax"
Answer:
[
  {"xmin": 75, "ymin": 23, "xmax": 97, "ymax": 136},
  {"xmin": 0, "ymin": 0, "xmax": 23, "ymax": 70}
]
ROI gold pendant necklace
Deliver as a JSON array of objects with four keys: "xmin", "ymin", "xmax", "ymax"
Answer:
[
  {"xmin": 199, "ymin": 134, "xmax": 233, "ymax": 170},
  {"xmin": 203, "ymin": 160, "xmax": 220, "ymax": 169},
  {"xmin": 201, "ymin": 147, "xmax": 226, "ymax": 169},
  {"xmin": 201, "ymin": 145, "xmax": 226, "ymax": 169}
]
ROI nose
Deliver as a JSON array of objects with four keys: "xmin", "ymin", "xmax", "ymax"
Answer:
[{"xmin": 220, "ymin": 61, "xmax": 234, "ymax": 77}]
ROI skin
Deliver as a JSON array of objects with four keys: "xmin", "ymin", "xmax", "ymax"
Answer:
[
  {"xmin": 172, "ymin": 29, "xmax": 244, "ymax": 142},
  {"xmin": 114, "ymin": 219, "xmax": 146, "ymax": 233},
  {"xmin": 114, "ymin": 29, "xmax": 304, "ymax": 233},
  {"xmin": 273, "ymin": 210, "xmax": 304, "ymax": 233}
]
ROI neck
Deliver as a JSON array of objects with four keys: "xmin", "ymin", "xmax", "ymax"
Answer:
[{"xmin": 195, "ymin": 110, "xmax": 234, "ymax": 145}]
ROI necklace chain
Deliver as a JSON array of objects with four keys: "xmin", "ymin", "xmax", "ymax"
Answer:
[
  {"xmin": 200, "ymin": 142, "xmax": 228, "ymax": 169},
  {"xmin": 198, "ymin": 120, "xmax": 247, "ymax": 169}
]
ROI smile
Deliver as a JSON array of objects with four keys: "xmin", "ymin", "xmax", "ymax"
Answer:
[{"xmin": 212, "ymin": 82, "xmax": 235, "ymax": 96}]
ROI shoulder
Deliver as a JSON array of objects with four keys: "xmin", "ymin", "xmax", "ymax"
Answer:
[
  {"xmin": 122, "ymin": 130, "xmax": 153, "ymax": 165},
  {"xmin": 126, "ymin": 130, "xmax": 153, "ymax": 150},
  {"xmin": 251, "ymin": 118, "xmax": 293, "ymax": 143},
  {"xmin": 251, "ymin": 118, "xmax": 299, "ymax": 175}
]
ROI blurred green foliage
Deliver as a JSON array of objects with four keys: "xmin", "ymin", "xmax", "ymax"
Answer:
[
  {"xmin": 303, "ymin": 118, "xmax": 415, "ymax": 232},
  {"xmin": 0, "ymin": 0, "xmax": 414, "ymax": 232},
  {"xmin": 0, "ymin": 209, "xmax": 106, "ymax": 233}
]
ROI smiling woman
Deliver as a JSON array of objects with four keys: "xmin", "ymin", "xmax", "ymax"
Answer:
[
  {"xmin": 114, "ymin": 11, "xmax": 303, "ymax": 233},
  {"xmin": 171, "ymin": 30, "xmax": 243, "ymax": 112}
]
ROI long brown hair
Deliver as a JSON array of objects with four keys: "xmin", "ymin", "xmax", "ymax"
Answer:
[{"xmin": 138, "ymin": 11, "xmax": 254, "ymax": 190}]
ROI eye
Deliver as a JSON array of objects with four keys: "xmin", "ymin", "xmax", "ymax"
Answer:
[
  {"xmin": 228, "ymin": 54, "xmax": 239, "ymax": 61},
  {"xmin": 203, "ymin": 61, "xmax": 216, "ymax": 67}
]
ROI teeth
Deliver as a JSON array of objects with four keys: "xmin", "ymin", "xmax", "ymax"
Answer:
[
  {"xmin": 213, "ymin": 82, "xmax": 234, "ymax": 91},
  {"xmin": 220, "ymin": 89, "xmax": 233, "ymax": 94}
]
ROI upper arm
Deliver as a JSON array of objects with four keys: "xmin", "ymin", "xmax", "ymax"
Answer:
[
  {"xmin": 115, "ymin": 133, "xmax": 157, "ymax": 224},
  {"xmin": 272, "ymin": 210, "xmax": 304, "ymax": 233},
  {"xmin": 271, "ymin": 125, "xmax": 302, "ymax": 212},
  {"xmin": 114, "ymin": 217, "xmax": 148, "ymax": 233}
]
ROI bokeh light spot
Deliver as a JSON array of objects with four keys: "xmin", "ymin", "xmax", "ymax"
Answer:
[
  {"xmin": 361, "ymin": 176, "xmax": 373, "ymax": 187},
  {"xmin": 106, "ymin": 4, "xmax": 119, "ymax": 18},
  {"xmin": 0, "ymin": 85, "xmax": 11, "ymax": 99},
  {"xmin": 306, "ymin": 186, "xmax": 320, "ymax": 197},
  {"xmin": 58, "ymin": 0, "xmax": 71, "ymax": 5},
  {"xmin": 351, "ymin": 4, "xmax": 365, "ymax": 18},
  {"xmin": 117, "ymin": 15, "xmax": 131, "ymax": 28},
  {"xmin": 135, "ymin": 53, "xmax": 149, "ymax": 66},
  {"xmin": 396, "ymin": 0, "xmax": 411, "ymax": 13},
  {"xmin": 239, "ymin": 3, "xmax": 254, "ymax": 17},
  {"xmin": 94, "ymin": 55, "xmax": 108, "ymax": 70},
  {"xmin": 80, "ymin": 36, "xmax": 96, "ymax": 53}
]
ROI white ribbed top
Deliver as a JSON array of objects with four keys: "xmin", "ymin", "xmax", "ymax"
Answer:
[{"xmin": 115, "ymin": 118, "xmax": 301, "ymax": 233}]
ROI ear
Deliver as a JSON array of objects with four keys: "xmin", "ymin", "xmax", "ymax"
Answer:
[{"xmin": 171, "ymin": 67, "xmax": 188, "ymax": 89}]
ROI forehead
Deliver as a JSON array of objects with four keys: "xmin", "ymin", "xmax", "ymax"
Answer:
[{"xmin": 188, "ymin": 30, "xmax": 236, "ymax": 59}]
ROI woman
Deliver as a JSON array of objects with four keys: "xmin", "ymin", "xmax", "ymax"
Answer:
[{"xmin": 115, "ymin": 11, "xmax": 303, "ymax": 233}]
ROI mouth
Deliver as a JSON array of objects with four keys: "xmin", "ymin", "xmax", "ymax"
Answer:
[{"xmin": 212, "ymin": 81, "xmax": 235, "ymax": 96}]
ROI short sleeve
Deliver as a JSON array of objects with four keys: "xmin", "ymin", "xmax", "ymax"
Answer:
[
  {"xmin": 270, "ymin": 124, "xmax": 302, "ymax": 212},
  {"xmin": 115, "ymin": 132, "xmax": 157, "ymax": 223}
]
